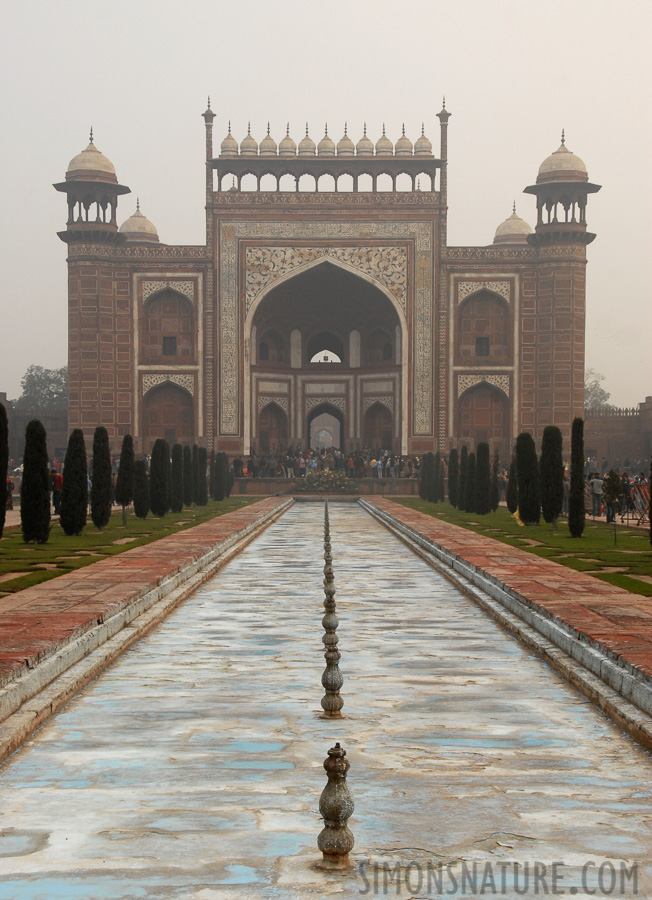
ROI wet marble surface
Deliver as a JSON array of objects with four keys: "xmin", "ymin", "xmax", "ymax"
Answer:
[{"xmin": 0, "ymin": 503, "xmax": 651, "ymax": 899}]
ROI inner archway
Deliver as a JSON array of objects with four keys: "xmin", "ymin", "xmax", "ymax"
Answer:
[
  {"xmin": 258, "ymin": 402, "xmax": 288, "ymax": 454},
  {"xmin": 142, "ymin": 382, "xmax": 194, "ymax": 451},
  {"xmin": 363, "ymin": 401, "xmax": 393, "ymax": 451},
  {"xmin": 307, "ymin": 403, "xmax": 344, "ymax": 451},
  {"xmin": 458, "ymin": 384, "xmax": 511, "ymax": 458}
]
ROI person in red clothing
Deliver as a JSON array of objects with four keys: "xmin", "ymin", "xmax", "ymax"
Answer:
[{"xmin": 52, "ymin": 470, "xmax": 63, "ymax": 515}]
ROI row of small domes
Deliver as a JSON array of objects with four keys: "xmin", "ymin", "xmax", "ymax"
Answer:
[{"xmin": 219, "ymin": 123, "xmax": 434, "ymax": 158}]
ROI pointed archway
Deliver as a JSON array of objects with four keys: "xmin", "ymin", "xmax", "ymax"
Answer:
[
  {"xmin": 362, "ymin": 401, "xmax": 394, "ymax": 451},
  {"xmin": 258, "ymin": 401, "xmax": 288, "ymax": 454},
  {"xmin": 307, "ymin": 402, "xmax": 345, "ymax": 451}
]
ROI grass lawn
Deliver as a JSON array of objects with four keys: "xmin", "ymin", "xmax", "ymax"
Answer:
[
  {"xmin": 396, "ymin": 499, "xmax": 652, "ymax": 597},
  {"xmin": 0, "ymin": 498, "xmax": 254, "ymax": 595}
]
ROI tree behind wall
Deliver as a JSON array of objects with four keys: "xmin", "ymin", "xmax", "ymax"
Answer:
[
  {"xmin": 133, "ymin": 459, "xmax": 149, "ymax": 519},
  {"xmin": 115, "ymin": 434, "xmax": 135, "ymax": 526},
  {"xmin": 171, "ymin": 444, "xmax": 184, "ymax": 513},
  {"xmin": 0, "ymin": 403, "xmax": 8, "ymax": 538},
  {"xmin": 459, "ymin": 446, "xmax": 468, "ymax": 511},
  {"xmin": 569, "ymin": 417, "xmax": 585, "ymax": 538},
  {"xmin": 464, "ymin": 452, "xmax": 476, "ymax": 513},
  {"xmin": 516, "ymin": 432, "xmax": 541, "ymax": 525},
  {"xmin": 506, "ymin": 447, "xmax": 518, "ymax": 513},
  {"xmin": 448, "ymin": 448, "xmax": 459, "ymax": 507},
  {"xmin": 60, "ymin": 429, "xmax": 87, "ymax": 536},
  {"xmin": 91, "ymin": 426, "xmax": 112, "ymax": 531},
  {"xmin": 540, "ymin": 426, "xmax": 564, "ymax": 527},
  {"xmin": 20, "ymin": 419, "xmax": 51, "ymax": 543},
  {"xmin": 150, "ymin": 438, "xmax": 170, "ymax": 517},
  {"xmin": 475, "ymin": 442, "xmax": 491, "ymax": 515},
  {"xmin": 182, "ymin": 445, "xmax": 193, "ymax": 507}
]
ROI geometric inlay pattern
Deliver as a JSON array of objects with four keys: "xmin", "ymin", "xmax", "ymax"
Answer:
[
  {"xmin": 142, "ymin": 373, "xmax": 195, "ymax": 396},
  {"xmin": 457, "ymin": 373, "xmax": 510, "ymax": 398},
  {"xmin": 457, "ymin": 280, "xmax": 511, "ymax": 305},
  {"xmin": 362, "ymin": 395, "xmax": 394, "ymax": 413},
  {"xmin": 305, "ymin": 396, "xmax": 347, "ymax": 413},
  {"xmin": 141, "ymin": 280, "xmax": 195, "ymax": 303},
  {"xmin": 258, "ymin": 395, "xmax": 289, "ymax": 413}
]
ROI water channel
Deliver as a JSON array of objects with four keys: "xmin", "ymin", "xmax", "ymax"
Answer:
[{"xmin": 0, "ymin": 502, "xmax": 651, "ymax": 898}]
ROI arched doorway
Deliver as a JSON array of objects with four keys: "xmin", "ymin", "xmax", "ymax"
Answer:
[
  {"xmin": 458, "ymin": 384, "xmax": 510, "ymax": 457},
  {"xmin": 363, "ymin": 402, "xmax": 393, "ymax": 451},
  {"xmin": 142, "ymin": 382, "xmax": 194, "ymax": 450},
  {"xmin": 248, "ymin": 259, "xmax": 405, "ymax": 452},
  {"xmin": 258, "ymin": 402, "xmax": 288, "ymax": 453},
  {"xmin": 307, "ymin": 403, "xmax": 345, "ymax": 451}
]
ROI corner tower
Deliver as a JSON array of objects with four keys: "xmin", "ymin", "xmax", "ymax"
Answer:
[{"xmin": 523, "ymin": 134, "xmax": 601, "ymax": 444}]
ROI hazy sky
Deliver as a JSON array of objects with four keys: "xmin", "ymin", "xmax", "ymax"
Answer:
[{"xmin": 2, "ymin": 0, "xmax": 650, "ymax": 407}]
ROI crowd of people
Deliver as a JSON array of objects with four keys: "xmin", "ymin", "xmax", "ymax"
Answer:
[{"xmin": 232, "ymin": 447, "xmax": 420, "ymax": 480}]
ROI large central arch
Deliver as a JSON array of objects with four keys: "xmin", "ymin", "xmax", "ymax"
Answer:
[{"xmin": 245, "ymin": 258, "xmax": 407, "ymax": 453}]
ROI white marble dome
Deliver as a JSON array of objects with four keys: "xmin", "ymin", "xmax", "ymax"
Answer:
[
  {"xmin": 67, "ymin": 138, "xmax": 117, "ymax": 182},
  {"xmin": 493, "ymin": 206, "xmax": 533, "ymax": 244},
  {"xmin": 119, "ymin": 203, "xmax": 159, "ymax": 243},
  {"xmin": 355, "ymin": 125, "xmax": 374, "ymax": 157},
  {"xmin": 375, "ymin": 126, "xmax": 393, "ymax": 156},
  {"xmin": 538, "ymin": 137, "xmax": 587, "ymax": 183}
]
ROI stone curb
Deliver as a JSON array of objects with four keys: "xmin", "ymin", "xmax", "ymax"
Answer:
[
  {"xmin": 0, "ymin": 499, "xmax": 292, "ymax": 764},
  {"xmin": 360, "ymin": 499, "xmax": 652, "ymax": 750}
]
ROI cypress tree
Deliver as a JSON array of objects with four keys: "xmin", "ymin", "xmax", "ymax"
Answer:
[
  {"xmin": 448, "ymin": 448, "xmax": 459, "ymax": 507},
  {"xmin": 516, "ymin": 432, "xmax": 540, "ymax": 524},
  {"xmin": 192, "ymin": 443, "xmax": 200, "ymax": 505},
  {"xmin": 214, "ymin": 451, "xmax": 228, "ymax": 501},
  {"xmin": 464, "ymin": 452, "xmax": 476, "ymax": 513},
  {"xmin": 434, "ymin": 452, "xmax": 441, "ymax": 503},
  {"xmin": 425, "ymin": 452, "xmax": 437, "ymax": 503},
  {"xmin": 459, "ymin": 446, "xmax": 468, "ymax": 511},
  {"xmin": 20, "ymin": 419, "xmax": 51, "ymax": 543},
  {"xmin": 171, "ymin": 443, "xmax": 184, "ymax": 513},
  {"xmin": 115, "ymin": 434, "xmax": 135, "ymax": 526},
  {"xmin": 197, "ymin": 447, "xmax": 208, "ymax": 506},
  {"xmin": 90, "ymin": 426, "xmax": 112, "ymax": 531},
  {"xmin": 475, "ymin": 442, "xmax": 491, "ymax": 515},
  {"xmin": 0, "ymin": 402, "xmax": 8, "ymax": 538},
  {"xmin": 569, "ymin": 417, "xmax": 585, "ymax": 538},
  {"xmin": 182, "ymin": 445, "xmax": 193, "ymax": 507},
  {"xmin": 209, "ymin": 450, "xmax": 215, "ymax": 501},
  {"xmin": 164, "ymin": 440, "xmax": 171, "ymax": 514},
  {"xmin": 540, "ymin": 425, "xmax": 564, "ymax": 527},
  {"xmin": 133, "ymin": 459, "xmax": 149, "ymax": 519},
  {"xmin": 150, "ymin": 438, "xmax": 169, "ymax": 517},
  {"xmin": 506, "ymin": 447, "xmax": 518, "ymax": 513},
  {"xmin": 490, "ymin": 448, "xmax": 500, "ymax": 513},
  {"xmin": 226, "ymin": 459, "xmax": 234, "ymax": 498},
  {"xmin": 436, "ymin": 452, "xmax": 445, "ymax": 502},
  {"xmin": 60, "ymin": 429, "xmax": 87, "ymax": 536}
]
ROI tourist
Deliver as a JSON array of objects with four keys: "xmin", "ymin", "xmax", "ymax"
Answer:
[{"xmin": 589, "ymin": 472, "xmax": 604, "ymax": 516}]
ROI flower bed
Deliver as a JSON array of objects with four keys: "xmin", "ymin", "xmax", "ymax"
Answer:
[{"xmin": 293, "ymin": 471, "xmax": 358, "ymax": 494}]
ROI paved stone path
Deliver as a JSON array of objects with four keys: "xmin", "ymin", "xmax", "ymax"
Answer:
[
  {"xmin": 0, "ymin": 502, "xmax": 650, "ymax": 898},
  {"xmin": 0, "ymin": 498, "xmax": 287, "ymax": 690},
  {"xmin": 369, "ymin": 499, "xmax": 652, "ymax": 681}
]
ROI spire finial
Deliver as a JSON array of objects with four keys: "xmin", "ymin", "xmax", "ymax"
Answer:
[
  {"xmin": 344, "ymin": 121, "xmax": 348, "ymax": 136},
  {"xmin": 421, "ymin": 122, "xmax": 425, "ymax": 136},
  {"xmin": 306, "ymin": 122, "xmax": 309, "ymax": 136},
  {"xmin": 267, "ymin": 121, "xmax": 270, "ymax": 135},
  {"xmin": 228, "ymin": 120, "xmax": 231, "ymax": 135},
  {"xmin": 417, "ymin": 178, "xmax": 421, "ymax": 191},
  {"xmin": 561, "ymin": 128, "xmax": 565, "ymax": 145},
  {"xmin": 286, "ymin": 122, "xmax": 290, "ymax": 136},
  {"xmin": 442, "ymin": 95, "xmax": 446, "ymax": 109},
  {"xmin": 382, "ymin": 122, "xmax": 386, "ymax": 136},
  {"xmin": 363, "ymin": 122, "xmax": 367, "ymax": 136},
  {"xmin": 232, "ymin": 175, "xmax": 236, "ymax": 189},
  {"xmin": 402, "ymin": 123, "xmax": 405, "ymax": 136},
  {"xmin": 89, "ymin": 127, "xmax": 94, "ymax": 145},
  {"xmin": 512, "ymin": 200, "xmax": 516, "ymax": 214},
  {"xmin": 325, "ymin": 122, "xmax": 328, "ymax": 135},
  {"xmin": 207, "ymin": 96, "xmax": 211, "ymax": 109},
  {"xmin": 247, "ymin": 121, "xmax": 251, "ymax": 135},
  {"xmin": 136, "ymin": 197, "xmax": 140, "ymax": 212}
]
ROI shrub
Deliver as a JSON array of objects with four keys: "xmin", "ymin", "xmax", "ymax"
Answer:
[
  {"xmin": 516, "ymin": 432, "xmax": 540, "ymax": 525},
  {"xmin": 60, "ymin": 429, "xmax": 88, "ymax": 536},
  {"xmin": 183, "ymin": 445, "xmax": 193, "ymax": 507},
  {"xmin": 133, "ymin": 459, "xmax": 149, "ymax": 519},
  {"xmin": 171, "ymin": 444, "xmax": 184, "ymax": 513},
  {"xmin": 475, "ymin": 442, "xmax": 491, "ymax": 515},
  {"xmin": 540, "ymin": 425, "xmax": 564, "ymax": 526},
  {"xmin": 506, "ymin": 447, "xmax": 518, "ymax": 513},
  {"xmin": 115, "ymin": 434, "xmax": 135, "ymax": 526},
  {"xmin": 569, "ymin": 417, "xmax": 585, "ymax": 538},
  {"xmin": 150, "ymin": 438, "xmax": 170, "ymax": 517},
  {"xmin": 0, "ymin": 402, "xmax": 8, "ymax": 538},
  {"xmin": 90, "ymin": 426, "xmax": 112, "ymax": 531},
  {"xmin": 448, "ymin": 448, "xmax": 459, "ymax": 507},
  {"xmin": 21, "ymin": 419, "xmax": 51, "ymax": 543}
]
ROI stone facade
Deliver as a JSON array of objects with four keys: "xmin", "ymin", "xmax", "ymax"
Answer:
[{"xmin": 56, "ymin": 109, "xmax": 600, "ymax": 457}]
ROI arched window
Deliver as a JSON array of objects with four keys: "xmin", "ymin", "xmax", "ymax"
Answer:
[
  {"xmin": 307, "ymin": 331, "xmax": 344, "ymax": 364},
  {"xmin": 457, "ymin": 290, "xmax": 511, "ymax": 364},
  {"xmin": 142, "ymin": 290, "xmax": 194, "ymax": 363}
]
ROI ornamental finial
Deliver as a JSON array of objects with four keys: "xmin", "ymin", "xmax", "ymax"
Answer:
[
  {"xmin": 561, "ymin": 128, "xmax": 566, "ymax": 145},
  {"xmin": 89, "ymin": 127, "xmax": 93, "ymax": 144},
  {"xmin": 512, "ymin": 200, "xmax": 516, "ymax": 214},
  {"xmin": 136, "ymin": 197, "xmax": 140, "ymax": 212}
]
